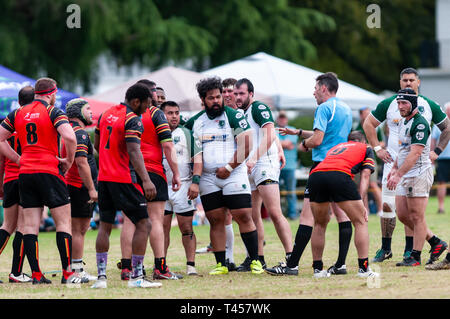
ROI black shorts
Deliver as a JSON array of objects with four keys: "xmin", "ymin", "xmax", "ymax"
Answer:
[
  {"xmin": 308, "ymin": 171, "xmax": 361, "ymax": 203},
  {"xmin": 3, "ymin": 179, "xmax": 20, "ymax": 208},
  {"xmin": 19, "ymin": 173, "xmax": 70, "ymax": 209},
  {"xmin": 98, "ymin": 181, "xmax": 148, "ymax": 225},
  {"xmin": 200, "ymin": 191, "xmax": 251, "ymax": 212},
  {"xmin": 164, "ymin": 210, "xmax": 195, "ymax": 217},
  {"xmin": 436, "ymin": 159, "xmax": 450, "ymax": 183},
  {"xmin": 68, "ymin": 184, "xmax": 95, "ymax": 218},
  {"xmin": 138, "ymin": 171, "xmax": 169, "ymax": 202},
  {"xmin": 304, "ymin": 161, "xmax": 321, "ymax": 199}
]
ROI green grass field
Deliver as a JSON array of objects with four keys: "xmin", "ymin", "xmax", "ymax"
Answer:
[{"xmin": 0, "ymin": 196, "xmax": 449, "ymax": 299}]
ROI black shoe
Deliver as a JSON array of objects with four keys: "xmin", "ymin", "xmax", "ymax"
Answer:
[
  {"xmin": 225, "ymin": 259, "xmax": 237, "ymax": 272},
  {"xmin": 427, "ymin": 240, "xmax": 448, "ymax": 265},
  {"xmin": 32, "ymin": 275, "xmax": 52, "ymax": 285},
  {"xmin": 265, "ymin": 262, "xmax": 298, "ymax": 276},
  {"xmin": 236, "ymin": 257, "xmax": 251, "ymax": 272},
  {"xmin": 327, "ymin": 264, "xmax": 347, "ymax": 275},
  {"xmin": 396, "ymin": 256, "xmax": 421, "ymax": 267}
]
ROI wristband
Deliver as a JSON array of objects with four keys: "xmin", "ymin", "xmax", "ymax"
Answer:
[
  {"xmin": 192, "ymin": 175, "xmax": 200, "ymax": 185},
  {"xmin": 297, "ymin": 129, "xmax": 303, "ymax": 137},
  {"xmin": 225, "ymin": 164, "xmax": 234, "ymax": 173},
  {"xmin": 374, "ymin": 145, "xmax": 382, "ymax": 152},
  {"xmin": 302, "ymin": 139, "xmax": 307, "ymax": 149},
  {"xmin": 434, "ymin": 147, "xmax": 443, "ymax": 156}
]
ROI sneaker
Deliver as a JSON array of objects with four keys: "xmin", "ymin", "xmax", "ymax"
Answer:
[
  {"xmin": 425, "ymin": 258, "xmax": 450, "ymax": 270},
  {"xmin": 250, "ymin": 260, "xmax": 264, "ymax": 274},
  {"xmin": 196, "ymin": 243, "xmax": 213, "ymax": 254},
  {"xmin": 76, "ymin": 270, "xmax": 97, "ymax": 282},
  {"xmin": 236, "ymin": 256, "xmax": 251, "ymax": 272},
  {"xmin": 225, "ymin": 259, "xmax": 237, "ymax": 272},
  {"xmin": 357, "ymin": 267, "xmax": 380, "ymax": 278},
  {"xmin": 209, "ymin": 262, "xmax": 229, "ymax": 275},
  {"xmin": 372, "ymin": 249, "xmax": 393, "ymax": 263},
  {"xmin": 128, "ymin": 276, "xmax": 162, "ymax": 288},
  {"xmin": 153, "ymin": 268, "xmax": 179, "ymax": 280},
  {"xmin": 61, "ymin": 272, "xmax": 89, "ymax": 284},
  {"xmin": 90, "ymin": 277, "xmax": 107, "ymax": 289},
  {"xmin": 427, "ymin": 240, "xmax": 448, "ymax": 265},
  {"xmin": 264, "ymin": 262, "xmax": 298, "ymax": 276},
  {"xmin": 396, "ymin": 256, "xmax": 421, "ymax": 267},
  {"xmin": 327, "ymin": 264, "xmax": 347, "ymax": 275},
  {"xmin": 313, "ymin": 269, "xmax": 330, "ymax": 278},
  {"xmin": 186, "ymin": 265, "xmax": 199, "ymax": 276},
  {"xmin": 121, "ymin": 268, "xmax": 132, "ymax": 281},
  {"xmin": 437, "ymin": 208, "xmax": 445, "ymax": 214},
  {"xmin": 395, "ymin": 251, "xmax": 412, "ymax": 266},
  {"xmin": 9, "ymin": 273, "xmax": 32, "ymax": 283},
  {"xmin": 32, "ymin": 272, "xmax": 52, "ymax": 285}
]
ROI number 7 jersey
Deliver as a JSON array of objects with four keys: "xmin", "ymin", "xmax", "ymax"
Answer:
[{"xmin": 95, "ymin": 103, "xmax": 144, "ymax": 184}]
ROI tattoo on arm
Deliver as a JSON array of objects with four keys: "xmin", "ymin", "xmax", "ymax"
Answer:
[{"xmin": 437, "ymin": 117, "xmax": 450, "ymax": 151}]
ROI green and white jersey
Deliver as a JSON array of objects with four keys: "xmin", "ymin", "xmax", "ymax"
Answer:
[
  {"xmin": 243, "ymin": 101, "xmax": 278, "ymax": 164},
  {"xmin": 371, "ymin": 94, "xmax": 446, "ymax": 160},
  {"xmin": 163, "ymin": 126, "xmax": 202, "ymax": 186},
  {"xmin": 184, "ymin": 106, "xmax": 251, "ymax": 174},
  {"xmin": 397, "ymin": 113, "xmax": 431, "ymax": 178}
]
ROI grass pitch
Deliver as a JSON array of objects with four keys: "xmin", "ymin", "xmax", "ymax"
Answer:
[{"xmin": 0, "ymin": 196, "xmax": 449, "ymax": 299}]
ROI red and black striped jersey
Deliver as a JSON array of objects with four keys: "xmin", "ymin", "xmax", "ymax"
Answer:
[
  {"xmin": 1, "ymin": 99, "xmax": 69, "ymax": 178},
  {"xmin": 3, "ymin": 132, "xmax": 20, "ymax": 183},
  {"xmin": 95, "ymin": 103, "xmax": 143, "ymax": 184},
  {"xmin": 310, "ymin": 141, "xmax": 375, "ymax": 178},
  {"xmin": 140, "ymin": 106, "xmax": 172, "ymax": 180}
]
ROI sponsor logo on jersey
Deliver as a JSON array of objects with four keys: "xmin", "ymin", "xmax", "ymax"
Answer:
[
  {"xmin": 418, "ymin": 106, "xmax": 425, "ymax": 114},
  {"xmin": 236, "ymin": 112, "xmax": 243, "ymax": 119},
  {"xmin": 174, "ymin": 136, "xmax": 181, "ymax": 144},
  {"xmin": 106, "ymin": 114, "xmax": 119, "ymax": 124},
  {"xmin": 238, "ymin": 119, "xmax": 248, "ymax": 129},
  {"xmin": 258, "ymin": 105, "xmax": 266, "ymax": 110},
  {"xmin": 23, "ymin": 112, "xmax": 40, "ymax": 121},
  {"xmin": 199, "ymin": 134, "xmax": 229, "ymax": 143},
  {"xmin": 416, "ymin": 124, "xmax": 425, "ymax": 130},
  {"xmin": 416, "ymin": 131, "xmax": 424, "ymax": 140},
  {"xmin": 218, "ymin": 120, "xmax": 225, "ymax": 128},
  {"xmin": 261, "ymin": 111, "xmax": 270, "ymax": 119}
]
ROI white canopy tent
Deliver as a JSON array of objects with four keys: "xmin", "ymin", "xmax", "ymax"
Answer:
[{"xmin": 203, "ymin": 52, "xmax": 384, "ymax": 115}]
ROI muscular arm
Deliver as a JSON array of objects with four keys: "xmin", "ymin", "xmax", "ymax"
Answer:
[
  {"xmin": 250, "ymin": 123, "xmax": 276, "ymax": 162},
  {"xmin": 363, "ymin": 114, "xmax": 392, "ymax": 163},
  {"xmin": 359, "ymin": 169, "xmax": 371, "ymax": 204},
  {"xmin": 303, "ymin": 129, "xmax": 324, "ymax": 149},
  {"xmin": 75, "ymin": 157, "xmax": 96, "ymax": 194},
  {"xmin": 396, "ymin": 144, "xmax": 424, "ymax": 178},
  {"xmin": 127, "ymin": 142, "xmax": 156, "ymax": 201},
  {"xmin": 435, "ymin": 117, "xmax": 450, "ymax": 152},
  {"xmin": 162, "ymin": 141, "xmax": 181, "ymax": 191},
  {"xmin": 57, "ymin": 123, "xmax": 77, "ymax": 173}
]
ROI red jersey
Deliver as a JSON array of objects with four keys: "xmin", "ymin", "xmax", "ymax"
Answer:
[
  {"xmin": 96, "ymin": 103, "xmax": 143, "ymax": 184},
  {"xmin": 3, "ymin": 133, "xmax": 20, "ymax": 183},
  {"xmin": 63, "ymin": 121, "xmax": 98, "ymax": 188},
  {"xmin": 140, "ymin": 106, "xmax": 172, "ymax": 180},
  {"xmin": 310, "ymin": 141, "xmax": 375, "ymax": 178},
  {"xmin": 1, "ymin": 99, "xmax": 69, "ymax": 178}
]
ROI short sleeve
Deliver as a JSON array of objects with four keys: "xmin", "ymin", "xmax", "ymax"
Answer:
[
  {"xmin": 410, "ymin": 119, "xmax": 430, "ymax": 146},
  {"xmin": 313, "ymin": 104, "xmax": 331, "ymax": 133},
  {"xmin": 74, "ymin": 129, "xmax": 90, "ymax": 158},
  {"xmin": 151, "ymin": 107, "xmax": 172, "ymax": 143},
  {"xmin": 371, "ymin": 96, "xmax": 396, "ymax": 123},
  {"xmin": 1, "ymin": 109, "xmax": 17, "ymax": 133},
  {"xmin": 125, "ymin": 112, "xmax": 144, "ymax": 143},
  {"xmin": 48, "ymin": 106, "xmax": 69, "ymax": 129},
  {"xmin": 422, "ymin": 96, "xmax": 447, "ymax": 125},
  {"xmin": 251, "ymin": 102, "xmax": 274, "ymax": 127},
  {"xmin": 225, "ymin": 107, "xmax": 251, "ymax": 137},
  {"xmin": 362, "ymin": 146, "xmax": 376, "ymax": 173}
]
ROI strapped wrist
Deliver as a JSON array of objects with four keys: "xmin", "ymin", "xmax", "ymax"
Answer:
[{"xmin": 192, "ymin": 175, "xmax": 200, "ymax": 184}]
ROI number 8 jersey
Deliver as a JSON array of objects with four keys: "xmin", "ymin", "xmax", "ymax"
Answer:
[{"xmin": 1, "ymin": 99, "xmax": 69, "ymax": 178}]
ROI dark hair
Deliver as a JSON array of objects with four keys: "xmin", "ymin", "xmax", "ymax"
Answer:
[
  {"xmin": 222, "ymin": 78, "xmax": 237, "ymax": 88},
  {"xmin": 35, "ymin": 77, "xmax": 57, "ymax": 94},
  {"xmin": 18, "ymin": 85, "xmax": 34, "ymax": 106},
  {"xmin": 235, "ymin": 78, "xmax": 254, "ymax": 94},
  {"xmin": 125, "ymin": 83, "xmax": 151, "ymax": 103},
  {"xmin": 315, "ymin": 72, "xmax": 338, "ymax": 93},
  {"xmin": 136, "ymin": 79, "xmax": 156, "ymax": 88},
  {"xmin": 160, "ymin": 100, "xmax": 179, "ymax": 111},
  {"xmin": 348, "ymin": 131, "xmax": 366, "ymax": 143},
  {"xmin": 196, "ymin": 77, "xmax": 223, "ymax": 99},
  {"xmin": 400, "ymin": 67, "xmax": 419, "ymax": 78},
  {"xmin": 156, "ymin": 86, "xmax": 165, "ymax": 92}
]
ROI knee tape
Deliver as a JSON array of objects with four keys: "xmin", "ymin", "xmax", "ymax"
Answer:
[
  {"xmin": 380, "ymin": 192, "xmax": 396, "ymax": 218},
  {"xmin": 182, "ymin": 232, "xmax": 194, "ymax": 239}
]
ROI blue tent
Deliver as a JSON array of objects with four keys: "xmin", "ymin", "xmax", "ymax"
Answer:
[{"xmin": 0, "ymin": 65, "xmax": 79, "ymax": 118}]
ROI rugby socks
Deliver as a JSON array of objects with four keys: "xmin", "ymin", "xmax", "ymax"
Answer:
[
  {"xmin": 213, "ymin": 251, "xmax": 226, "ymax": 265},
  {"xmin": 404, "ymin": 236, "xmax": 414, "ymax": 253},
  {"xmin": 0, "ymin": 229, "xmax": 10, "ymax": 255},
  {"xmin": 96, "ymin": 252, "xmax": 108, "ymax": 278},
  {"xmin": 155, "ymin": 257, "xmax": 168, "ymax": 273},
  {"xmin": 312, "ymin": 260, "xmax": 323, "ymax": 271},
  {"xmin": 72, "ymin": 259, "xmax": 84, "ymax": 272},
  {"xmin": 445, "ymin": 253, "xmax": 450, "ymax": 263},
  {"xmin": 131, "ymin": 255, "xmax": 145, "ymax": 278},
  {"xmin": 23, "ymin": 234, "xmax": 42, "ymax": 277},
  {"xmin": 121, "ymin": 258, "xmax": 132, "ymax": 271},
  {"xmin": 225, "ymin": 224, "xmax": 235, "ymax": 263},
  {"xmin": 411, "ymin": 250, "xmax": 421, "ymax": 262},
  {"xmin": 381, "ymin": 237, "xmax": 392, "ymax": 252},
  {"xmin": 335, "ymin": 221, "xmax": 352, "ymax": 268},
  {"xmin": 11, "ymin": 232, "xmax": 25, "ymax": 276},
  {"xmin": 258, "ymin": 255, "xmax": 266, "ymax": 266},
  {"xmin": 56, "ymin": 232, "xmax": 72, "ymax": 273},
  {"xmin": 240, "ymin": 230, "xmax": 259, "ymax": 261},
  {"xmin": 287, "ymin": 224, "xmax": 312, "ymax": 269},
  {"xmin": 358, "ymin": 258, "xmax": 369, "ymax": 272},
  {"xmin": 187, "ymin": 261, "xmax": 195, "ymax": 267},
  {"xmin": 427, "ymin": 235, "xmax": 441, "ymax": 247}
]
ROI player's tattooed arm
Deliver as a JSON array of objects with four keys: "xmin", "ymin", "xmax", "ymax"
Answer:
[{"xmin": 436, "ymin": 117, "xmax": 450, "ymax": 152}]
